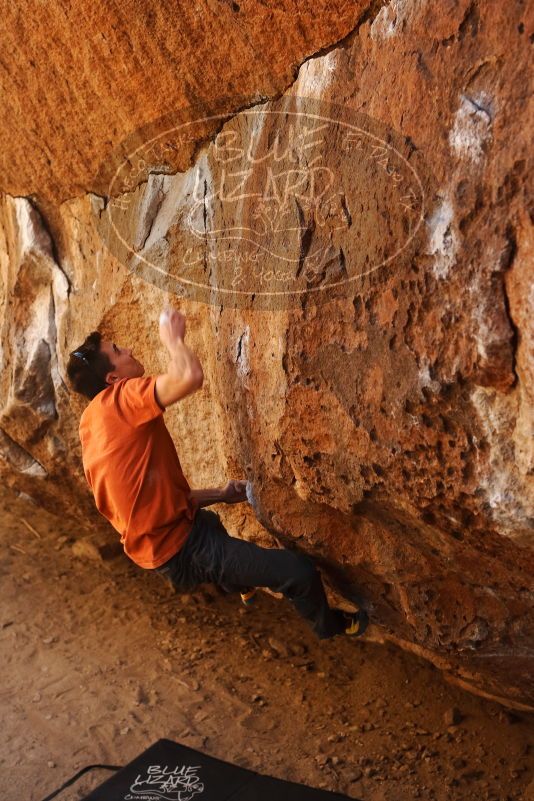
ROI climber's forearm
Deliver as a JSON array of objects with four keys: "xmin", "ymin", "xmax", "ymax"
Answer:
[{"xmin": 190, "ymin": 487, "xmax": 226, "ymax": 508}]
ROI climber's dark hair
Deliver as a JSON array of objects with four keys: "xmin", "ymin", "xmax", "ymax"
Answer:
[{"xmin": 66, "ymin": 331, "xmax": 114, "ymax": 400}]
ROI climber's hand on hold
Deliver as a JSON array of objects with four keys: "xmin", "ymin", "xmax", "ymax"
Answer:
[
  {"xmin": 159, "ymin": 305, "xmax": 186, "ymax": 352},
  {"xmin": 223, "ymin": 479, "xmax": 248, "ymax": 504}
]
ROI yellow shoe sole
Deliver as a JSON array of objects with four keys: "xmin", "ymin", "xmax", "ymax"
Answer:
[{"xmin": 344, "ymin": 609, "xmax": 369, "ymax": 637}]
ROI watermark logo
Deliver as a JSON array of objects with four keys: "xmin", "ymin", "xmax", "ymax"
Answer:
[
  {"xmin": 125, "ymin": 763, "xmax": 204, "ymax": 801},
  {"xmin": 94, "ymin": 96, "xmax": 427, "ymax": 310}
]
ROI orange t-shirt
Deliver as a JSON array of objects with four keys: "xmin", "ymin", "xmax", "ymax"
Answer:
[{"xmin": 79, "ymin": 375, "xmax": 198, "ymax": 569}]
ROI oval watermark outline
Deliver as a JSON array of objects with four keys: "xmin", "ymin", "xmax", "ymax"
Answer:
[{"xmin": 101, "ymin": 103, "xmax": 426, "ymax": 299}]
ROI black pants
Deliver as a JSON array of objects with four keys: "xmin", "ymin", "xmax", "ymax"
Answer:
[{"xmin": 154, "ymin": 508, "xmax": 346, "ymax": 640}]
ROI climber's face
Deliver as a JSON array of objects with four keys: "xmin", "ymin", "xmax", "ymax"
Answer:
[{"xmin": 100, "ymin": 339, "xmax": 145, "ymax": 385}]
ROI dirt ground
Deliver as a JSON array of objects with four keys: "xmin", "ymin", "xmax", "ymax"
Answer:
[{"xmin": 1, "ymin": 485, "xmax": 533, "ymax": 801}]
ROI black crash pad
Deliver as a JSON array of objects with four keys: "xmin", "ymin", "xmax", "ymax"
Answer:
[{"xmin": 81, "ymin": 738, "xmax": 362, "ymax": 801}]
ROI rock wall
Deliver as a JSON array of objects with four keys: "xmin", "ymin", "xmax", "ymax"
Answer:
[{"xmin": 1, "ymin": 0, "xmax": 533, "ymax": 708}]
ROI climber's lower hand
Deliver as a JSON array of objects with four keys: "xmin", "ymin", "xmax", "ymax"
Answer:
[{"xmin": 223, "ymin": 479, "xmax": 248, "ymax": 504}]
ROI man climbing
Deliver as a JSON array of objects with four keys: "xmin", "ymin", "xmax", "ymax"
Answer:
[{"xmin": 66, "ymin": 305, "xmax": 368, "ymax": 640}]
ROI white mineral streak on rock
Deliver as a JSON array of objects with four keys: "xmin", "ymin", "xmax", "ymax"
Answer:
[
  {"xmin": 417, "ymin": 357, "xmax": 440, "ymax": 393},
  {"xmin": 465, "ymin": 213, "xmax": 533, "ymax": 545},
  {"xmin": 472, "ymin": 288, "xmax": 490, "ymax": 361},
  {"xmin": 449, "ymin": 93, "xmax": 493, "ymax": 164},
  {"xmin": 245, "ymin": 102, "xmax": 267, "ymax": 162},
  {"xmin": 51, "ymin": 267, "xmax": 70, "ymax": 393},
  {"xmin": 468, "ymin": 271, "xmax": 508, "ymax": 363},
  {"xmin": 370, "ymin": 0, "xmax": 428, "ymax": 40},
  {"xmin": 12, "ymin": 198, "xmax": 68, "ymax": 401},
  {"xmin": 236, "ymin": 325, "xmax": 250, "ymax": 379},
  {"xmin": 15, "ymin": 198, "xmax": 54, "ymax": 259},
  {"xmin": 0, "ymin": 197, "xmax": 72, "ymax": 476},
  {"xmin": 155, "ymin": 167, "xmax": 201, "ymax": 243},
  {"xmin": 471, "ymin": 385, "xmax": 533, "ymax": 544},
  {"xmin": 237, "ymin": 102, "xmax": 267, "ymax": 234},
  {"xmin": 133, "ymin": 173, "xmax": 167, "ymax": 251},
  {"xmin": 196, "ymin": 153, "xmax": 218, "ymax": 296},
  {"xmin": 293, "ymin": 48, "xmax": 339, "ymax": 98},
  {"xmin": 425, "ymin": 196, "xmax": 458, "ymax": 280}
]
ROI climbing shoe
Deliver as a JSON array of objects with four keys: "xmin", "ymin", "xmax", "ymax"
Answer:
[
  {"xmin": 343, "ymin": 609, "xmax": 369, "ymax": 637},
  {"xmin": 240, "ymin": 588, "xmax": 257, "ymax": 607}
]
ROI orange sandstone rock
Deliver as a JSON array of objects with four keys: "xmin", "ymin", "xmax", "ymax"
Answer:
[{"xmin": 0, "ymin": 0, "xmax": 532, "ymax": 707}]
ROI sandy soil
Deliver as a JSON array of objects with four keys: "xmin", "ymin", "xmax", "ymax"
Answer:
[{"xmin": 1, "ymin": 485, "xmax": 533, "ymax": 801}]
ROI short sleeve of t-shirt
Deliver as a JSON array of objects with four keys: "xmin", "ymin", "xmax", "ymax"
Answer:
[{"xmin": 116, "ymin": 376, "xmax": 165, "ymax": 426}]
